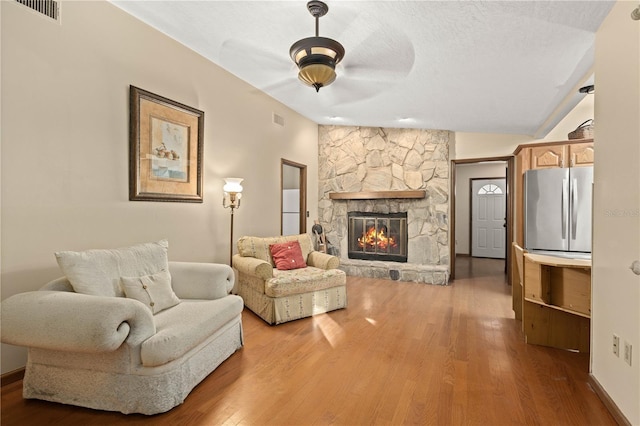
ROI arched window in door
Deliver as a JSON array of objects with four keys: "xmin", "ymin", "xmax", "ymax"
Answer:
[{"xmin": 478, "ymin": 184, "xmax": 503, "ymax": 195}]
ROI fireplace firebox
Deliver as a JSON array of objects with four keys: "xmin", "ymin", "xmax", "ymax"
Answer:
[{"xmin": 348, "ymin": 212, "xmax": 408, "ymax": 262}]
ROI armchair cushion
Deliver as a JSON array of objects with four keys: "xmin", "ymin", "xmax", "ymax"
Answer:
[
  {"xmin": 269, "ymin": 241, "xmax": 307, "ymax": 270},
  {"xmin": 55, "ymin": 240, "xmax": 169, "ymax": 297},
  {"xmin": 141, "ymin": 295, "xmax": 243, "ymax": 367},
  {"xmin": 121, "ymin": 269, "xmax": 180, "ymax": 314},
  {"xmin": 266, "ymin": 267, "xmax": 346, "ymax": 297}
]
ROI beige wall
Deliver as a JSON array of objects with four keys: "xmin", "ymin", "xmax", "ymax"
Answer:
[
  {"xmin": 544, "ymin": 94, "xmax": 595, "ymax": 142},
  {"xmin": 1, "ymin": 1, "xmax": 318, "ymax": 373},
  {"xmin": 454, "ymin": 132, "xmax": 534, "ymax": 159},
  {"xmin": 454, "ymin": 95, "xmax": 595, "ymax": 159},
  {"xmin": 592, "ymin": 1, "xmax": 640, "ymax": 423},
  {"xmin": 454, "ymin": 162, "xmax": 507, "ymax": 255}
]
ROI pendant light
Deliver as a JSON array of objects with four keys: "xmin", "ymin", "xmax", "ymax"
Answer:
[{"xmin": 290, "ymin": 1, "xmax": 345, "ymax": 92}]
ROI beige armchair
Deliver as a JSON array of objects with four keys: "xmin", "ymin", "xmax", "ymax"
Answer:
[{"xmin": 232, "ymin": 234, "xmax": 347, "ymax": 325}]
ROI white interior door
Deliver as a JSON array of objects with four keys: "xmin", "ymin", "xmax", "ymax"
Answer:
[{"xmin": 471, "ymin": 178, "xmax": 506, "ymax": 258}]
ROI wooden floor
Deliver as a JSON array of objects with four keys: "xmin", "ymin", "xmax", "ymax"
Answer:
[{"xmin": 1, "ymin": 257, "xmax": 615, "ymax": 425}]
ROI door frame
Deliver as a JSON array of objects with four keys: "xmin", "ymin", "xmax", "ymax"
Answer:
[
  {"xmin": 450, "ymin": 156, "xmax": 514, "ymax": 282},
  {"xmin": 280, "ymin": 158, "xmax": 307, "ymax": 235},
  {"xmin": 470, "ymin": 177, "xmax": 507, "ymax": 259}
]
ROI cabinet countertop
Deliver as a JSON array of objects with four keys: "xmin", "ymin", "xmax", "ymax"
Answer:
[{"xmin": 524, "ymin": 253, "xmax": 591, "ymax": 268}]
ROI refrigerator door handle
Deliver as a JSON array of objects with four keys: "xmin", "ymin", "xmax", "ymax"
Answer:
[
  {"xmin": 562, "ymin": 179, "xmax": 569, "ymax": 240},
  {"xmin": 572, "ymin": 178, "xmax": 578, "ymax": 239},
  {"xmin": 562, "ymin": 178, "xmax": 568, "ymax": 239}
]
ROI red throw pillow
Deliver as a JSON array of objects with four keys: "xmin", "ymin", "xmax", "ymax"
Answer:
[{"xmin": 269, "ymin": 241, "xmax": 307, "ymax": 271}]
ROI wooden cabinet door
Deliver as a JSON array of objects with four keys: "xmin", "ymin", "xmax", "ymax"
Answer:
[
  {"xmin": 530, "ymin": 145, "xmax": 567, "ymax": 169},
  {"xmin": 569, "ymin": 142, "xmax": 594, "ymax": 167}
]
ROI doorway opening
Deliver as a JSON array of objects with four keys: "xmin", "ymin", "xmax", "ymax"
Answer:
[
  {"xmin": 450, "ymin": 157, "xmax": 513, "ymax": 282},
  {"xmin": 281, "ymin": 159, "xmax": 307, "ymax": 235}
]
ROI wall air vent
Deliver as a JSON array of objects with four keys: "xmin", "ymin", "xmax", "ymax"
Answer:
[
  {"xmin": 273, "ymin": 113, "xmax": 285, "ymax": 127},
  {"xmin": 15, "ymin": 0, "xmax": 59, "ymax": 21}
]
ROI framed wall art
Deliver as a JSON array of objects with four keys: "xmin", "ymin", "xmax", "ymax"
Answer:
[{"xmin": 129, "ymin": 85, "xmax": 204, "ymax": 202}]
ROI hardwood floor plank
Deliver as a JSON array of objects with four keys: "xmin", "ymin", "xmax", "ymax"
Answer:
[{"xmin": 1, "ymin": 258, "xmax": 616, "ymax": 425}]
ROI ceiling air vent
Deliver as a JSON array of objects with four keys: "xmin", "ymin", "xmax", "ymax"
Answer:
[{"xmin": 16, "ymin": 0, "xmax": 59, "ymax": 21}]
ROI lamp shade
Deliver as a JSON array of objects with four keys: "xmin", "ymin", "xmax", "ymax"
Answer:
[{"xmin": 223, "ymin": 178, "xmax": 243, "ymax": 193}]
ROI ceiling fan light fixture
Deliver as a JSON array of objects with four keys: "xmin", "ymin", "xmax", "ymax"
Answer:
[
  {"xmin": 297, "ymin": 63, "xmax": 337, "ymax": 92},
  {"xmin": 290, "ymin": 1, "xmax": 345, "ymax": 92}
]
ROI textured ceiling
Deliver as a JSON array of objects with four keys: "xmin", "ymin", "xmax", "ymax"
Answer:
[{"xmin": 111, "ymin": 0, "xmax": 614, "ymax": 136}]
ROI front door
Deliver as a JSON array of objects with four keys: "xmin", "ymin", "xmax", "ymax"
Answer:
[{"xmin": 471, "ymin": 178, "xmax": 506, "ymax": 258}]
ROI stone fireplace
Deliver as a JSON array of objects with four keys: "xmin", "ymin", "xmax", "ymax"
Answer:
[{"xmin": 318, "ymin": 126, "xmax": 452, "ymax": 285}]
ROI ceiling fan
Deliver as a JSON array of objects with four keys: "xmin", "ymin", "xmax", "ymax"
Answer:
[
  {"xmin": 218, "ymin": 1, "xmax": 415, "ymax": 105},
  {"xmin": 289, "ymin": 1, "xmax": 345, "ymax": 92}
]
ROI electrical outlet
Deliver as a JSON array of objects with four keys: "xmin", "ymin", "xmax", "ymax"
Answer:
[
  {"xmin": 613, "ymin": 334, "xmax": 620, "ymax": 357},
  {"xmin": 624, "ymin": 341, "xmax": 632, "ymax": 366}
]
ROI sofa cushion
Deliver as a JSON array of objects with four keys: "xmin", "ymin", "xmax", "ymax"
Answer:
[
  {"xmin": 237, "ymin": 234, "xmax": 314, "ymax": 266},
  {"xmin": 265, "ymin": 266, "xmax": 346, "ymax": 298},
  {"xmin": 269, "ymin": 241, "xmax": 307, "ymax": 270},
  {"xmin": 121, "ymin": 269, "xmax": 180, "ymax": 314},
  {"xmin": 55, "ymin": 240, "xmax": 169, "ymax": 297},
  {"xmin": 140, "ymin": 295, "xmax": 244, "ymax": 367}
]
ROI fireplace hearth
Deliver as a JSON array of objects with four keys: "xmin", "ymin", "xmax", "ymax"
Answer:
[{"xmin": 348, "ymin": 211, "xmax": 408, "ymax": 262}]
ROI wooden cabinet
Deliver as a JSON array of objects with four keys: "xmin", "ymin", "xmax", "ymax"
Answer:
[
  {"xmin": 529, "ymin": 141, "xmax": 593, "ymax": 169},
  {"xmin": 569, "ymin": 142, "xmax": 594, "ymax": 167},
  {"xmin": 530, "ymin": 145, "xmax": 567, "ymax": 169},
  {"xmin": 522, "ymin": 253, "xmax": 591, "ymax": 353},
  {"xmin": 512, "ymin": 138, "xmax": 594, "ymax": 353}
]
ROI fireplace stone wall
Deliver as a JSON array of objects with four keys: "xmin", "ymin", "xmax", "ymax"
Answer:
[{"xmin": 318, "ymin": 126, "xmax": 452, "ymax": 284}]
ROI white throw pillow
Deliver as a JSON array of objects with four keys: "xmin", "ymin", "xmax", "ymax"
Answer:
[
  {"xmin": 55, "ymin": 240, "xmax": 169, "ymax": 297},
  {"xmin": 121, "ymin": 269, "xmax": 180, "ymax": 314}
]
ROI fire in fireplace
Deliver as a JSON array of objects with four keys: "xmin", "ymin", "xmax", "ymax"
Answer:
[{"xmin": 348, "ymin": 212, "xmax": 408, "ymax": 262}]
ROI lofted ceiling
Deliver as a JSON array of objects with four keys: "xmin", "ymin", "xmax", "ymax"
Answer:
[{"xmin": 110, "ymin": 0, "xmax": 614, "ymax": 136}]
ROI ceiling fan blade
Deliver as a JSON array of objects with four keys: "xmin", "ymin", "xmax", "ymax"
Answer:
[
  {"xmin": 260, "ymin": 78, "xmax": 299, "ymax": 94},
  {"xmin": 320, "ymin": 77, "xmax": 388, "ymax": 106},
  {"xmin": 327, "ymin": 4, "xmax": 415, "ymax": 81},
  {"xmin": 220, "ymin": 38, "xmax": 292, "ymax": 73},
  {"xmin": 341, "ymin": 29, "xmax": 415, "ymax": 80}
]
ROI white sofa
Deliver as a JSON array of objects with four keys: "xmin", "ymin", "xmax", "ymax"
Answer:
[{"xmin": 0, "ymin": 241, "xmax": 244, "ymax": 415}]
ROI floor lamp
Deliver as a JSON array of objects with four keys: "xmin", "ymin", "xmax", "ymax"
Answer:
[{"xmin": 223, "ymin": 178, "xmax": 243, "ymax": 266}]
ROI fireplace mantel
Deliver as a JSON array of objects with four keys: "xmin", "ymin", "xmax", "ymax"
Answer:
[{"xmin": 329, "ymin": 190, "xmax": 426, "ymax": 200}]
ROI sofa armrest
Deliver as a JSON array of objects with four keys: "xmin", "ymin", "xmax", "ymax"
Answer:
[
  {"xmin": 1, "ymin": 291, "xmax": 155, "ymax": 352},
  {"xmin": 307, "ymin": 251, "xmax": 340, "ymax": 270},
  {"xmin": 232, "ymin": 255, "xmax": 273, "ymax": 280},
  {"xmin": 169, "ymin": 261, "xmax": 234, "ymax": 299}
]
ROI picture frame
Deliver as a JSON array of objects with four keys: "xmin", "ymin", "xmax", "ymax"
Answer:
[{"xmin": 129, "ymin": 85, "xmax": 204, "ymax": 202}]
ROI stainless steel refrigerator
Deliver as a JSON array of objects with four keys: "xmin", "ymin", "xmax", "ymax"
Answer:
[{"xmin": 524, "ymin": 166, "xmax": 593, "ymax": 254}]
